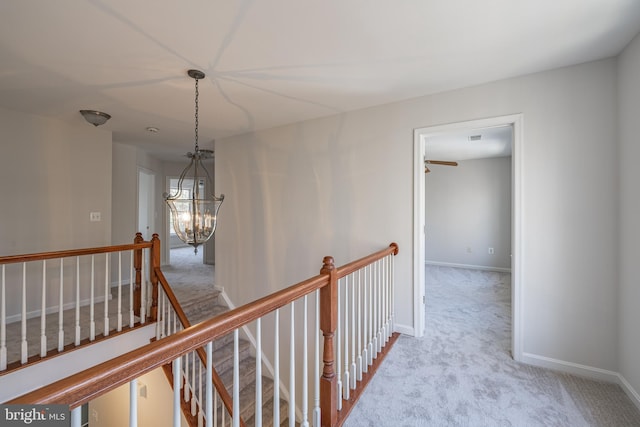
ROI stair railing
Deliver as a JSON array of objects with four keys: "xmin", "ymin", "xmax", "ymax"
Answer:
[
  {"xmin": 8, "ymin": 243, "xmax": 399, "ymax": 427},
  {"xmin": 155, "ymin": 268, "xmax": 243, "ymax": 427},
  {"xmin": 0, "ymin": 233, "xmax": 158, "ymax": 373}
]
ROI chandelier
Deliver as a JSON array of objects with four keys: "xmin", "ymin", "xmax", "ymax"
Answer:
[{"xmin": 164, "ymin": 69, "xmax": 224, "ymax": 253}]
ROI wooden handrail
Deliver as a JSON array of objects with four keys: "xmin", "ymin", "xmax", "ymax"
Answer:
[
  {"xmin": 155, "ymin": 268, "xmax": 245, "ymax": 427},
  {"xmin": 335, "ymin": 243, "xmax": 399, "ymax": 279},
  {"xmin": 0, "ymin": 242, "xmax": 153, "ymax": 265}
]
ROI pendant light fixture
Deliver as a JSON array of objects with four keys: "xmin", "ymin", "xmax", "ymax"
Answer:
[{"xmin": 164, "ymin": 69, "xmax": 224, "ymax": 253}]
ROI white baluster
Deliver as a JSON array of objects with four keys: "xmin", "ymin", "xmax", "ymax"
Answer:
[
  {"xmin": 301, "ymin": 295, "xmax": 309, "ymax": 427},
  {"xmin": 140, "ymin": 251, "xmax": 146, "ymax": 323},
  {"xmin": 336, "ymin": 278, "xmax": 342, "ymax": 410},
  {"xmin": 385, "ymin": 255, "xmax": 391, "ymax": 341},
  {"xmin": 160, "ymin": 293, "xmax": 166, "ymax": 338},
  {"xmin": 206, "ymin": 341, "xmax": 213, "ymax": 427},
  {"xmin": 70, "ymin": 406, "xmax": 82, "ymax": 427},
  {"xmin": 367, "ymin": 264, "xmax": 374, "ymax": 366},
  {"xmin": 130, "ymin": 378, "xmax": 138, "ymax": 427},
  {"xmin": 372, "ymin": 261, "xmax": 379, "ymax": 358},
  {"xmin": 350, "ymin": 273, "xmax": 356, "ymax": 390},
  {"xmin": 215, "ymin": 388, "xmax": 220, "ymax": 427},
  {"xmin": 356, "ymin": 269, "xmax": 363, "ymax": 381},
  {"xmin": 391, "ymin": 253, "xmax": 396, "ymax": 334},
  {"xmin": 75, "ymin": 257, "xmax": 80, "ymax": 346},
  {"xmin": 233, "ymin": 329, "xmax": 240, "ymax": 427},
  {"xmin": 58, "ymin": 259, "xmax": 64, "ymax": 352},
  {"xmin": 40, "ymin": 260, "xmax": 47, "ymax": 357},
  {"xmin": 380, "ymin": 258, "xmax": 386, "ymax": 345},
  {"xmin": 90, "ymin": 255, "xmax": 95, "ymax": 341},
  {"xmin": 377, "ymin": 260, "xmax": 383, "ymax": 353},
  {"xmin": 129, "ymin": 251, "xmax": 135, "ymax": 328},
  {"xmin": 313, "ymin": 290, "xmax": 321, "ymax": 427},
  {"xmin": 118, "ymin": 252, "xmax": 123, "ymax": 332},
  {"xmin": 191, "ymin": 352, "xmax": 197, "ymax": 416},
  {"xmin": 255, "ymin": 317, "xmax": 262, "ymax": 427},
  {"xmin": 363, "ymin": 265, "xmax": 369, "ymax": 372},
  {"xmin": 198, "ymin": 361, "xmax": 203, "ymax": 427},
  {"xmin": 184, "ymin": 353, "xmax": 191, "ymax": 402},
  {"xmin": 1, "ymin": 265, "xmax": 6, "ymax": 370},
  {"xmin": 104, "ymin": 253, "xmax": 109, "ymax": 337},
  {"xmin": 289, "ymin": 302, "xmax": 295, "ymax": 427},
  {"xmin": 21, "ymin": 263, "xmax": 27, "ymax": 364},
  {"xmin": 273, "ymin": 309, "xmax": 280, "ymax": 427},
  {"xmin": 343, "ymin": 276, "xmax": 350, "ymax": 400},
  {"xmin": 173, "ymin": 356, "xmax": 182, "ymax": 427}
]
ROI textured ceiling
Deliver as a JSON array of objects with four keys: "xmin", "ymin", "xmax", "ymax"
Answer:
[{"xmin": 1, "ymin": 1, "xmax": 639, "ymax": 160}]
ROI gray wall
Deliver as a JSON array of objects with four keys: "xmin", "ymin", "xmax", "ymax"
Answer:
[
  {"xmin": 425, "ymin": 157, "xmax": 511, "ymax": 270},
  {"xmin": 0, "ymin": 107, "xmax": 112, "ymax": 318},
  {"xmin": 215, "ymin": 57, "xmax": 622, "ymax": 387},
  {"xmin": 618, "ymin": 31, "xmax": 640, "ymax": 405}
]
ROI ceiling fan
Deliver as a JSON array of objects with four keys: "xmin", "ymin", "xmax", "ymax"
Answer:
[{"xmin": 424, "ymin": 159, "xmax": 458, "ymax": 173}]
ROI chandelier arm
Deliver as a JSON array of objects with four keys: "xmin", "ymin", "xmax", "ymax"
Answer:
[{"xmin": 165, "ymin": 156, "xmax": 196, "ymax": 200}]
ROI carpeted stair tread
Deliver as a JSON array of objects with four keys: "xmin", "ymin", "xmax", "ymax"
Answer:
[
  {"xmin": 245, "ymin": 395, "xmax": 291, "ymax": 427},
  {"xmin": 177, "ymin": 285, "xmax": 291, "ymax": 427},
  {"xmin": 187, "ymin": 303, "xmax": 228, "ymax": 325},
  {"xmin": 211, "ymin": 338, "xmax": 252, "ymax": 375}
]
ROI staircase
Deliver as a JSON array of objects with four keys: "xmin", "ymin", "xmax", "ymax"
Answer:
[{"xmin": 175, "ymin": 288, "xmax": 291, "ymax": 426}]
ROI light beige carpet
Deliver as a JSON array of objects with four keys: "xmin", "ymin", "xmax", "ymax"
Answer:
[{"xmin": 343, "ymin": 266, "xmax": 640, "ymax": 427}]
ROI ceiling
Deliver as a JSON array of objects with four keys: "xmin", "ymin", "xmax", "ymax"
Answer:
[
  {"xmin": 426, "ymin": 125, "xmax": 513, "ymax": 161},
  {"xmin": 1, "ymin": 1, "xmax": 640, "ymax": 161}
]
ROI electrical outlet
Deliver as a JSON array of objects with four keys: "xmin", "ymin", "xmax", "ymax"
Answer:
[
  {"xmin": 90, "ymin": 212, "xmax": 101, "ymax": 222},
  {"xmin": 488, "ymin": 247, "xmax": 494, "ymax": 254}
]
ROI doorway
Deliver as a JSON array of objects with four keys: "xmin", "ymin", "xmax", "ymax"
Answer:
[
  {"xmin": 137, "ymin": 168, "xmax": 155, "ymax": 241},
  {"xmin": 413, "ymin": 114, "xmax": 524, "ymax": 361}
]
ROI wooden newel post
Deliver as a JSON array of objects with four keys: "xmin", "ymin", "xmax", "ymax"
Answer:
[
  {"xmin": 149, "ymin": 233, "xmax": 160, "ymax": 321},
  {"xmin": 133, "ymin": 232, "xmax": 143, "ymax": 317},
  {"xmin": 320, "ymin": 256, "xmax": 338, "ymax": 427}
]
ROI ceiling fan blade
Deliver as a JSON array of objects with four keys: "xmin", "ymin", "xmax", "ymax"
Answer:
[{"xmin": 425, "ymin": 160, "xmax": 458, "ymax": 166}]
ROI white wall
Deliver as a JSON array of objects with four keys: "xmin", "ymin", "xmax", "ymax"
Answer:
[
  {"xmin": 216, "ymin": 58, "xmax": 619, "ymax": 377},
  {"xmin": 0, "ymin": 107, "xmax": 112, "ymax": 254},
  {"xmin": 112, "ymin": 143, "xmax": 138, "ymax": 246},
  {"xmin": 89, "ymin": 367, "xmax": 188, "ymax": 427},
  {"xmin": 0, "ymin": 107, "xmax": 112, "ymax": 317},
  {"xmin": 617, "ymin": 31, "xmax": 640, "ymax": 403},
  {"xmin": 425, "ymin": 157, "xmax": 511, "ymax": 270}
]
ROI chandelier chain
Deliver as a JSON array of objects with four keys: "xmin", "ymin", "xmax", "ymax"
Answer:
[{"xmin": 194, "ymin": 77, "xmax": 199, "ymax": 152}]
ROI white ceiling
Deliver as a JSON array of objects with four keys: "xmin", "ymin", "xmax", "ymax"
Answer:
[
  {"xmin": 426, "ymin": 125, "xmax": 513, "ymax": 161},
  {"xmin": 1, "ymin": 1, "xmax": 639, "ymax": 161}
]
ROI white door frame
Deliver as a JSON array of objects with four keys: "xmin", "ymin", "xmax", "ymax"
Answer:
[
  {"xmin": 137, "ymin": 167, "xmax": 156, "ymax": 241},
  {"xmin": 413, "ymin": 113, "xmax": 524, "ymax": 361}
]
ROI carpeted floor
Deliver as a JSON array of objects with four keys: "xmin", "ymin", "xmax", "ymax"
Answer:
[{"xmin": 343, "ymin": 265, "xmax": 640, "ymax": 427}]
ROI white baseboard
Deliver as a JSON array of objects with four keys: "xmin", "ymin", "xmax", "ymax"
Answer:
[
  {"xmin": 6, "ymin": 294, "xmax": 111, "ymax": 325},
  {"xmin": 521, "ymin": 352, "xmax": 640, "ymax": 410},
  {"xmin": 425, "ymin": 260, "xmax": 511, "ymax": 273},
  {"xmin": 5, "ymin": 280, "xmax": 134, "ymax": 325},
  {"xmin": 394, "ymin": 323, "xmax": 414, "ymax": 336},
  {"xmin": 618, "ymin": 373, "xmax": 640, "ymax": 412}
]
